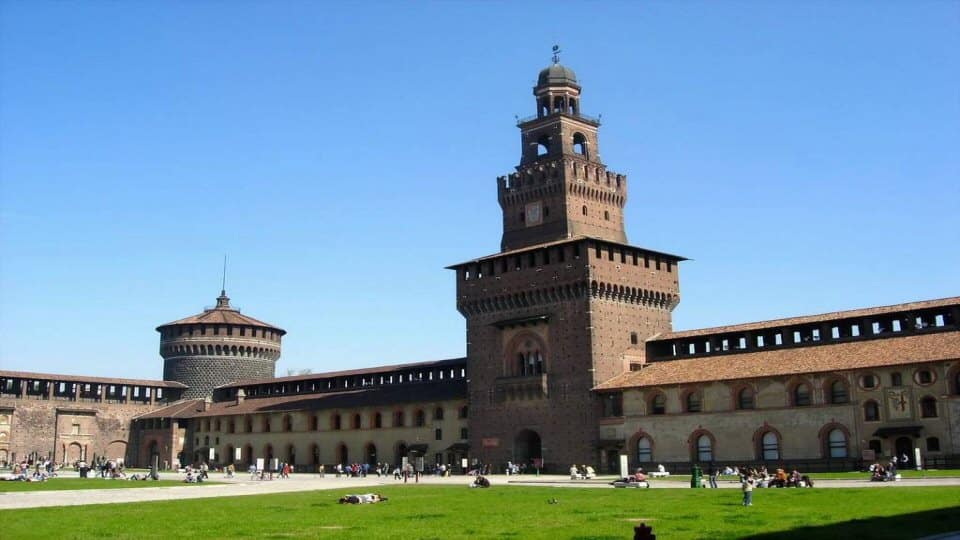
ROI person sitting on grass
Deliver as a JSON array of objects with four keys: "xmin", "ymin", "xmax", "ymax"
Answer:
[
  {"xmin": 633, "ymin": 468, "xmax": 647, "ymax": 483},
  {"xmin": 788, "ymin": 469, "xmax": 801, "ymax": 487},
  {"xmin": 470, "ymin": 475, "xmax": 491, "ymax": 488},
  {"xmin": 871, "ymin": 463, "xmax": 888, "ymax": 481}
]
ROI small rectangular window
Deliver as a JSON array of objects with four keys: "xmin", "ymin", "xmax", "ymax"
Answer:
[{"xmin": 435, "ymin": 428, "xmax": 443, "ymax": 441}]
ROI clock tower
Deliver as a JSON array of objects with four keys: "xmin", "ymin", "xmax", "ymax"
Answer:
[
  {"xmin": 451, "ymin": 53, "xmax": 684, "ymax": 471},
  {"xmin": 500, "ymin": 56, "xmax": 627, "ymax": 251}
]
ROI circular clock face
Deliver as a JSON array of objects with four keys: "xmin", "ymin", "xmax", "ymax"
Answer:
[{"xmin": 525, "ymin": 201, "xmax": 542, "ymax": 226}]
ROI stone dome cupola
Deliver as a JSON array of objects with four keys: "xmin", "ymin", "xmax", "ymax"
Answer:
[
  {"xmin": 157, "ymin": 291, "xmax": 286, "ymax": 399},
  {"xmin": 533, "ymin": 46, "xmax": 583, "ymax": 119},
  {"xmin": 537, "ymin": 63, "xmax": 579, "ymax": 89}
]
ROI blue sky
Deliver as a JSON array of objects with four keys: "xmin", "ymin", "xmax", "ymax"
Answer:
[{"xmin": 1, "ymin": 1, "xmax": 957, "ymax": 379}]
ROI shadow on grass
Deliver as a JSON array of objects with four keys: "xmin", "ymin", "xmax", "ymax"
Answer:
[{"xmin": 742, "ymin": 507, "xmax": 960, "ymax": 540}]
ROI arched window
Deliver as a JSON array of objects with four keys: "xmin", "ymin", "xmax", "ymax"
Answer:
[
  {"xmin": 373, "ymin": 412, "xmax": 382, "ymax": 428},
  {"xmin": 415, "ymin": 410, "xmax": 426, "ymax": 427},
  {"xmin": 572, "ymin": 133, "xmax": 587, "ymax": 156},
  {"xmin": 332, "ymin": 414, "xmax": 342, "ymax": 431},
  {"xmin": 511, "ymin": 335, "xmax": 546, "ymax": 376},
  {"xmin": 685, "ymin": 392, "xmax": 702, "ymax": 413},
  {"xmin": 650, "ymin": 394, "xmax": 666, "ymax": 415},
  {"xmin": 920, "ymin": 396, "xmax": 938, "ymax": 418},
  {"xmin": 864, "ymin": 400, "xmax": 880, "ymax": 421},
  {"xmin": 827, "ymin": 429, "xmax": 848, "ymax": 458},
  {"xmin": 352, "ymin": 414, "xmax": 362, "ymax": 429},
  {"xmin": 603, "ymin": 210, "xmax": 610, "ymax": 221},
  {"xmin": 582, "ymin": 205, "xmax": 588, "ymax": 216},
  {"xmin": 636, "ymin": 437, "xmax": 652, "ymax": 463},
  {"xmin": 434, "ymin": 407, "xmax": 444, "ymax": 421},
  {"xmin": 458, "ymin": 405, "xmax": 468, "ymax": 419},
  {"xmin": 308, "ymin": 415, "xmax": 318, "ymax": 431},
  {"xmin": 282, "ymin": 415, "xmax": 292, "ymax": 432},
  {"xmin": 737, "ymin": 387, "xmax": 755, "ymax": 410},
  {"xmin": 394, "ymin": 410, "xmax": 405, "ymax": 427},
  {"xmin": 696, "ymin": 434, "xmax": 713, "ymax": 462},
  {"xmin": 262, "ymin": 417, "xmax": 271, "ymax": 433},
  {"xmin": 914, "ymin": 369, "xmax": 935, "ymax": 385},
  {"xmin": 244, "ymin": 416, "xmax": 252, "ymax": 433},
  {"xmin": 553, "ymin": 96, "xmax": 565, "ymax": 113},
  {"xmin": 760, "ymin": 432, "xmax": 780, "ymax": 461},
  {"xmin": 793, "ymin": 383, "xmax": 811, "ymax": 406},
  {"xmin": 536, "ymin": 135, "xmax": 550, "ymax": 157},
  {"xmin": 227, "ymin": 420, "xmax": 235, "ymax": 434},
  {"xmin": 829, "ymin": 380, "xmax": 848, "ymax": 404}
]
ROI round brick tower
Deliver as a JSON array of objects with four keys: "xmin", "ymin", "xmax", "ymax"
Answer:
[{"xmin": 157, "ymin": 290, "xmax": 285, "ymax": 399}]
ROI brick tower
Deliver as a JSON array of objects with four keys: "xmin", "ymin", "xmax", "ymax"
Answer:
[
  {"xmin": 451, "ymin": 55, "xmax": 684, "ymax": 471},
  {"xmin": 157, "ymin": 291, "xmax": 285, "ymax": 399}
]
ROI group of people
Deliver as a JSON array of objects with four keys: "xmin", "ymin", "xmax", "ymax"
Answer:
[
  {"xmin": 869, "ymin": 460, "xmax": 901, "ymax": 482},
  {"xmin": 569, "ymin": 464, "xmax": 597, "ymax": 480},
  {"xmin": 2, "ymin": 460, "xmax": 56, "ymax": 482},
  {"xmin": 732, "ymin": 466, "xmax": 813, "ymax": 489},
  {"xmin": 183, "ymin": 463, "xmax": 210, "ymax": 483}
]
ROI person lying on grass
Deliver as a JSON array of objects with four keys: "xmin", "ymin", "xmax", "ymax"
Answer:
[{"xmin": 338, "ymin": 493, "xmax": 387, "ymax": 504}]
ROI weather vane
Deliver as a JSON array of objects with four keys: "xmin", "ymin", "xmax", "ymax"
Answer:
[{"xmin": 552, "ymin": 45, "xmax": 561, "ymax": 64}]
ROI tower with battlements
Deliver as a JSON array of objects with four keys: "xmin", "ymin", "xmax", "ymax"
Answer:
[
  {"xmin": 450, "ymin": 56, "xmax": 684, "ymax": 470},
  {"xmin": 157, "ymin": 291, "xmax": 285, "ymax": 399}
]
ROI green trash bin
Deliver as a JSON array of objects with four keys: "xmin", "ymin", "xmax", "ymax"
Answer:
[{"xmin": 690, "ymin": 464, "xmax": 702, "ymax": 488}]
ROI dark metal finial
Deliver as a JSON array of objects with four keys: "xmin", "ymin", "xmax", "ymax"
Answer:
[
  {"xmin": 221, "ymin": 254, "xmax": 227, "ymax": 296},
  {"xmin": 552, "ymin": 45, "xmax": 561, "ymax": 64}
]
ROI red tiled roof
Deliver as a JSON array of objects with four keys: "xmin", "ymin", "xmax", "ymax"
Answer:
[
  {"xmin": 156, "ymin": 292, "xmax": 285, "ymax": 333},
  {"xmin": 656, "ymin": 297, "xmax": 959, "ymax": 340},
  {"xmin": 217, "ymin": 357, "xmax": 466, "ymax": 389},
  {"xmin": 0, "ymin": 370, "xmax": 187, "ymax": 388},
  {"xmin": 135, "ymin": 399, "xmax": 206, "ymax": 419},
  {"xmin": 596, "ymin": 331, "xmax": 960, "ymax": 390}
]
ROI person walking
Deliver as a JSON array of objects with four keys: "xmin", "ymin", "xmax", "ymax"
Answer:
[{"xmin": 708, "ymin": 462, "xmax": 719, "ymax": 488}]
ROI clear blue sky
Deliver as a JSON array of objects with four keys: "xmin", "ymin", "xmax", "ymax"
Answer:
[{"xmin": 1, "ymin": 1, "xmax": 957, "ymax": 380}]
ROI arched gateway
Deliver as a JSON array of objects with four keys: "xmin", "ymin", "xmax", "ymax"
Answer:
[{"xmin": 514, "ymin": 429, "xmax": 542, "ymax": 465}]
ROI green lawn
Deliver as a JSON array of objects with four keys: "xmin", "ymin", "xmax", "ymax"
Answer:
[
  {"xmin": 0, "ymin": 478, "xmax": 213, "ymax": 492},
  {"xmin": 1, "ymin": 485, "xmax": 957, "ymax": 539}
]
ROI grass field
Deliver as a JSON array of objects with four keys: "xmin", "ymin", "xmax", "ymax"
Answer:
[
  {"xmin": 0, "ymin": 478, "xmax": 213, "ymax": 492},
  {"xmin": 1, "ymin": 484, "xmax": 957, "ymax": 539}
]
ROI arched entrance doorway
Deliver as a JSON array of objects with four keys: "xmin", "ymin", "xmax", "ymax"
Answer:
[
  {"xmin": 514, "ymin": 429, "xmax": 542, "ymax": 466},
  {"xmin": 366, "ymin": 443, "xmax": 377, "ymax": 465},
  {"xmin": 337, "ymin": 443, "xmax": 348, "ymax": 465},
  {"xmin": 395, "ymin": 442, "xmax": 408, "ymax": 465},
  {"xmin": 895, "ymin": 437, "xmax": 914, "ymax": 467}
]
